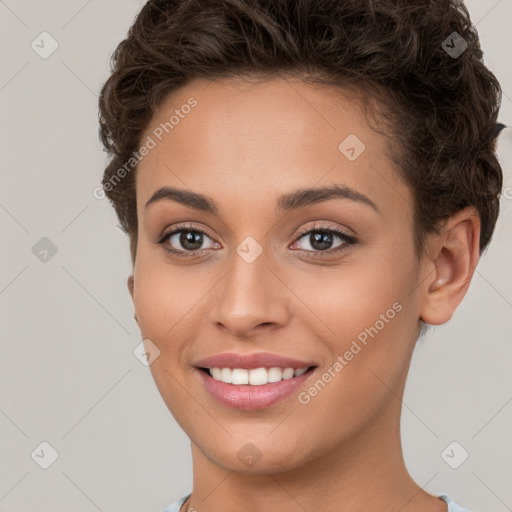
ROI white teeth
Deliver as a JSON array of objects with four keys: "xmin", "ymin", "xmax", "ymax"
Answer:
[
  {"xmin": 207, "ymin": 366, "xmax": 310, "ymax": 385},
  {"xmin": 231, "ymin": 368, "xmax": 249, "ymax": 385},
  {"xmin": 267, "ymin": 367, "xmax": 283, "ymax": 383},
  {"xmin": 249, "ymin": 367, "xmax": 267, "ymax": 385},
  {"xmin": 220, "ymin": 368, "xmax": 232, "ymax": 383},
  {"xmin": 282, "ymin": 368, "xmax": 294, "ymax": 380},
  {"xmin": 294, "ymin": 367, "xmax": 308, "ymax": 377}
]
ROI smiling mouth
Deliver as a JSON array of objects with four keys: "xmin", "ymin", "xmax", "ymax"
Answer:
[{"xmin": 198, "ymin": 365, "xmax": 317, "ymax": 386}]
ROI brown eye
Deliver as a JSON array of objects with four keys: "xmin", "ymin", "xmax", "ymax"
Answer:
[
  {"xmin": 297, "ymin": 230, "xmax": 342, "ymax": 251},
  {"xmin": 172, "ymin": 230, "xmax": 205, "ymax": 251},
  {"xmin": 291, "ymin": 223, "xmax": 357, "ymax": 258},
  {"xmin": 157, "ymin": 224, "xmax": 219, "ymax": 258}
]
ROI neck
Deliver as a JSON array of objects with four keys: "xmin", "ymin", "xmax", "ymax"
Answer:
[{"xmin": 182, "ymin": 392, "xmax": 446, "ymax": 512}]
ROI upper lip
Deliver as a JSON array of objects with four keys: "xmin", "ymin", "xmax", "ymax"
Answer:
[{"xmin": 194, "ymin": 352, "xmax": 317, "ymax": 370}]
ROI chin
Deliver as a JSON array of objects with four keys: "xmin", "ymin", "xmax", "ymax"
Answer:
[{"xmin": 194, "ymin": 431, "xmax": 315, "ymax": 475}]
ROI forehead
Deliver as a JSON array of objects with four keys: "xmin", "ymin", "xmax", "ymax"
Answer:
[{"xmin": 135, "ymin": 76, "xmax": 408, "ymax": 219}]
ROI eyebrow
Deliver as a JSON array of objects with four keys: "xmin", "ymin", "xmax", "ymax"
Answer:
[{"xmin": 144, "ymin": 184, "xmax": 380, "ymax": 214}]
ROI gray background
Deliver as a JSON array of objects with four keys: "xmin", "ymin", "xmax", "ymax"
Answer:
[{"xmin": 0, "ymin": 1, "xmax": 511, "ymax": 511}]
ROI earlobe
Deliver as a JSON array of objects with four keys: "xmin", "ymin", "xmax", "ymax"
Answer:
[{"xmin": 419, "ymin": 207, "xmax": 480, "ymax": 326}]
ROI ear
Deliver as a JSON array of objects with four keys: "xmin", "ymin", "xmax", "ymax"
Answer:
[
  {"xmin": 127, "ymin": 274, "xmax": 135, "ymax": 299},
  {"xmin": 127, "ymin": 274, "xmax": 138, "ymax": 324},
  {"xmin": 419, "ymin": 206, "xmax": 480, "ymax": 325}
]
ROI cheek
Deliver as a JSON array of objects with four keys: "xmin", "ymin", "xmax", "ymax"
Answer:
[
  {"xmin": 132, "ymin": 255, "xmax": 203, "ymax": 339},
  {"xmin": 285, "ymin": 249, "xmax": 410, "ymax": 334},
  {"xmin": 290, "ymin": 294, "xmax": 415, "ymax": 450},
  {"xmin": 294, "ymin": 241, "xmax": 418, "ymax": 388}
]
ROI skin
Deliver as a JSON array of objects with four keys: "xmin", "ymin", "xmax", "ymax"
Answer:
[{"xmin": 127, "ymin": 76, "xmax": 480, "ymax": 512}]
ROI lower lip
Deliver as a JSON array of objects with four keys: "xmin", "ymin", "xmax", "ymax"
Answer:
[{"xmin": 196, "ymin": 367, "xmax": 316, "ymax": 410}]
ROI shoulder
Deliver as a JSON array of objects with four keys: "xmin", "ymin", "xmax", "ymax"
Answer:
[
  {"xmin": 163, "ymin": 493, "xmax": 473, "ymax": 512},
  {"xmin": 161, "ymin": 492, "xmax": 191, "ymax": 512},
  {"xmin": 438, "ymin": 494, "xmax": 473, "ymax": 512}
]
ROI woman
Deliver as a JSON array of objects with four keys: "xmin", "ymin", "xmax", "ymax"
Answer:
[{"xmin": 98, "ymin": 0, "xmax": 505, "ymax": 510}]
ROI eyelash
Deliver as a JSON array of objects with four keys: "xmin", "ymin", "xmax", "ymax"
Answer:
[{"xmin": 155, "ymin": 222, "xmax": 358, "ymax": 260}]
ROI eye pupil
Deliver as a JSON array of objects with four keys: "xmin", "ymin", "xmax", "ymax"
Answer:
[
  {"xmin": 181, "ymin": 231, "xmax": 203, "ymax": 250},
  {"xmin": 159, "ymin": 225, "xmax": 353, "ymax": 259},
  {"xmin": 310, "ymin": 231, "xmax": 333, "ymax": 250}
]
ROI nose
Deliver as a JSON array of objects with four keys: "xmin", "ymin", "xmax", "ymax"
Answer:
[{"xmin": 209, "ymin": 251, "xmax": 290, "ymax": 338}]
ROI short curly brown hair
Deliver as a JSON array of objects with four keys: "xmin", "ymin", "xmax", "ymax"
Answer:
[{"xmin": 98, "ymin": 0, "xmax": 504, "ymax": 267}]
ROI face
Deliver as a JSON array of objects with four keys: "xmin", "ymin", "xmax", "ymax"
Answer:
[{"xmin": 129, "ymin": 76, "xmax": 427, "ymax": 473}]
